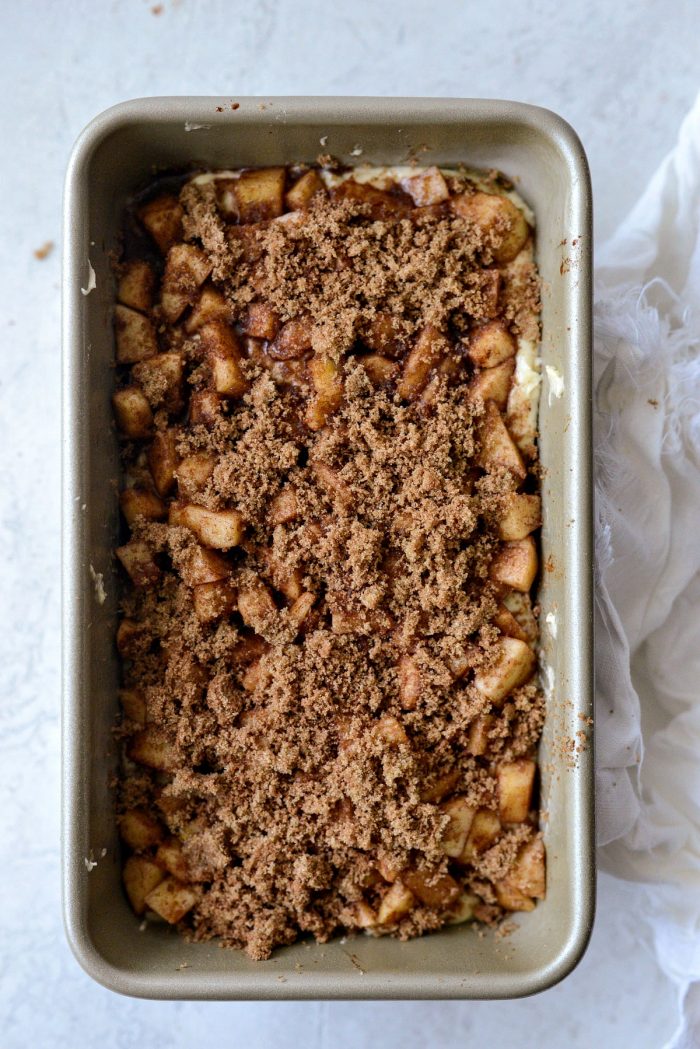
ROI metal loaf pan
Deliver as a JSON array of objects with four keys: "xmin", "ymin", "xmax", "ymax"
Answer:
[{"xmin": 62, "ymin": 96, "xmax": 594, "ymax": 1000}]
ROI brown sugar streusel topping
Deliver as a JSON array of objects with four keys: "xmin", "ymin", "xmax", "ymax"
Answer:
[{"xmin": 112, "ymin": 163, "xmax": 546, "ymax": 960}]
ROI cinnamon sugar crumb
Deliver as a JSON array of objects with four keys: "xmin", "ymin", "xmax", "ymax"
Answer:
[{"xmin": 114, "ymin": 163, "xmax": 544, "ymax": 960}]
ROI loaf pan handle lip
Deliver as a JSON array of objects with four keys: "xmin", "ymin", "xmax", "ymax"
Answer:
[{"xmin": 62, "ymin": 93, "xmax": 594, "ymax": 157}]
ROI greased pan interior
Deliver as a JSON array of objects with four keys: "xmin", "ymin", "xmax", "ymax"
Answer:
[{"xmin": 62, "ymin": 97, "xmax": 594, "ymax": 1000}]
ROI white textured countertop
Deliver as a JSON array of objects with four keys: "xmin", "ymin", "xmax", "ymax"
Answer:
[{"xmin": 1, "ymin": 0, "xmax": 695, "ymax": 1045}]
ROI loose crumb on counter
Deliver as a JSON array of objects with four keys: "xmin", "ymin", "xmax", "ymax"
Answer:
[{"xmin": 33, "ymin": 240, "xmax": 54, "ymax": 260}]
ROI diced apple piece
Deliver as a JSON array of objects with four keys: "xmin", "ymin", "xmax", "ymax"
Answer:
[
  {"xmin": 473, "ymin": 637, "xmax": 536, "ymax": 703},
  {"xmin": 242, "ymin": 659, "xmax": 263, "ymax": 692},
  {"xmin": 497, "ymin": 759, "xmax": 536, "ymax": 823},
  {"xmin": 418, "ymin": 354, "xmax": 463, "ymax": 410},
  {"xmin": 477, "ymin": 400, "xmax": 526, "ymax": 480},
  {"xmin": 184, "ymin": 286, "xmax": 231, "ymax": 333},
  {"xmin": 116, "ymin": 540, "xmax": 161, "ymax": 588},
  {"xmin": 306, "ymin": 353, "xmax": 343, "ymax": 430},
  {"xmin": 184, "ymin": 545, "xmax": 232, "ymax": 586},
  {"xmin": 460, "ymin": 809, "xmax": 501, "ymax": 862},
  {"xmin": 270, "ymin": 486, "xmax": 299, "ymax": 525},
  {"xmin": 358, "ymin": 354, "xmax": 399, "ymax": 386},
  {"xmin": 176, "ymin": 505, "xmax": 244, "ymax": 550},
  {"xmin": 160, "ymin": 243, "xmax": 212, "ymax": 323},
  {"xmin": 154, "ymin": 792, "xmax": 187, "ymax": 825},
  {"xmin": 199, "ymin": 321, "xmax": 247, "ymax": 398},
  {"xmin": 497, "ymin": 493, "xmax": 541, "ymax": 540},
  {"xmin": 397, "ymin": 325, "xmax": 449, "ymax": 401},
  {"xmin": 116, "ymin": 618, "xmax": 145, "ymax": 657},
  {"xmin": 376, "ymin": 880, "xmax": 415, "ymax": 925},
  {"xmin": 123, "ymin": 856, "xmax": 164, "ymax": 916},
  {"xmin": 229, "ymin": 167, "xmax": 286, "ymax": 223},
  {"xmin": 372, "ymin": 715, "xmax": 409, "ymax": 748},
  {"xmin": 175, "ymin": 452, "xmax": 216, "ymax": 496},
  {"xmin": 193, "ymin": 580, "xmax": 237, "ymax": 622},
  {"xmin": 288, "ymin": 591, "xmax": 316, "ymax": 632},
  {"xmin": 506, "ymin": 393, "xmax": 538, "ymax": 461},
  {"xmin": 493, "ymin": 603, "xmax": 528, "ymax": 642},
  {"xmin": 364, "ymin": 312, "xmax": 405, "ymax": 357},
  {"xmin": 178, "ymin": 815, "xmax": 208, "ymax": 843},
  {"xmin": 113, "ymin": 386, "xmax": 153, "ymax": 438},
  {"xmin": 244, "ymin": 302, "xmax": 280, "ymax": 340},
  {"xmin": 263, "ymin": 553, "xmax": 303, "ymax": 601},
  {"xmin": 129, "ymin": 727, "xmax": 179, "ymax": 772},
  {"xmin": 238, "ymin": 579, "xmax": 277, "ymax": 632},
  {"xmin": 114, "ymin": 305, "xmax": 158, "ymax": 364},
  {"xmin": 133, "ymin": 352, "xmax": 185, "ymax": 411},
  {"xmin": 155, "ymin": 837, "xmax": 191, "ymax": 882},
  {"xmin": 503, "ymin": 592, "xmax": 538, "ymax": 644},
  {"xmin": 468, "ymin": 321, "xmax": 516, "ymax": 368},
  {"xmin": 489, "ymin": 537, "xmax": 538, "ymax": 592},
  {"xmin": 420, "ymin": 768, "xmax": 461, "ymax": 803},
  {"xmin": 285, "ymin": 169, "xmax": 326, "ymax": 210},
  {"xmin": 311, "ymin": 460, "xmax": 352, "ymax": 509},
  {"xmin": 446, "ymin": 891, "xmax": 480, "ymax": 925},
  {"xmin": 117, "ymin": 260, "xmax": 156, "ymax": 313},
  {"xmin": 225, "ymin": 218, "xmax": 266, "ymax": 261},
  {"xmin": 444, "ymin": 643, "xmax": 480, "ymax": 680},
  {"xmin": 466, "ymin": 714, "xmax": 495, "ymax": 756},
  {"xmin": 270, "ymin": 358, "xmax": 308, "ymax": 389},
  {"xmin": 330, "ymin": 179, "xmax": 410, "ymax": 219},
  {"xmin": 119, "ymin": 808, "xmax": 164, "ymax": 851},
  {"xmin": 377, "ymin": 857, "xmax": 400, "ymax": 883},
  {"xmin": 417, "ymin": 376, "xmax": 444, "ymax": 411},
  {"xmin": 214, "ymin": 179, "xmax": 239, "ymax": 219},
  {"xmin": 398, "ymin": 654, "xmax": 421, "ymax": 710},
  {"xmin": 144, "ymin": 877, "xmax": 199, "ymax": 924},
  {"xmin": 148, "ymin": 430, "xmax": 179, "ymax": 497},
  {"xmin": 401, "ymin": 166, "xmax": 449, "ymax": 207},
  {"xmin": 119, "ymin": 687, "xmax": 146, "ymax": 726},
  {"xmin": 451, "ymin": 191, "xmax": 529, "ymax": 264},
  {"xmin": 441, "ymin": 796, "xmax": 477, "ymax": 858},
  {"xmin": 139, "ymin": 194, "xmax": 184, "ymax": 254},
  {"xmin": 270, "ymin": 317, "xmax": 313, "ymax": 360},
  {"xmin": 510, "ymin": 836, "xmax": 546, "ymax": 898},
  {"xmin": 350, "ymin": 900, "xmax": 378, "ymax": 929},
  {"xmin": 228, "ymin": 638, "xmax": 269, "ymax": 674},
  {"xmin": 493, "ymin": 880, "xmax": 536, "ymax": 912},
  {"xmin": 243, "ymin": 335, "xmax": 270, "ymax": 366},
  {"xmin": 402, "ymin": 868, "xmax": 460, "ymax": 908},
  {"xmin": 168, "ymin": 502, "xmax": 186, "ymax": 526},
  {"xmin": 119, "ymin": 487, "xmax": 166, "ymax": 525},
  {"xmin": 468, "ymin": 358, "xmax": 515, "ymax": 410},
  {"xmin": 189, "ymin": 390, "xmax": 224, "ymax": 428}
]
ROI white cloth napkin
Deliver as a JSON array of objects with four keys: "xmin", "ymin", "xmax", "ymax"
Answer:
[{"xmin": 594, "ymin": 92, "xmax": 700, "ymax": 1048}]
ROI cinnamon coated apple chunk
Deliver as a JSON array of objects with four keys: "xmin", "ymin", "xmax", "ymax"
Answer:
[{"xmin": 112, "ymin": 160, "xmax": 546, "ymax": 959}]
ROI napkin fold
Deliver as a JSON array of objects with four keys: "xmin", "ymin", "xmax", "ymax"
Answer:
[{"xmin": 594, "ymin": 91, "xmax": 700, "ymax": 1048}]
